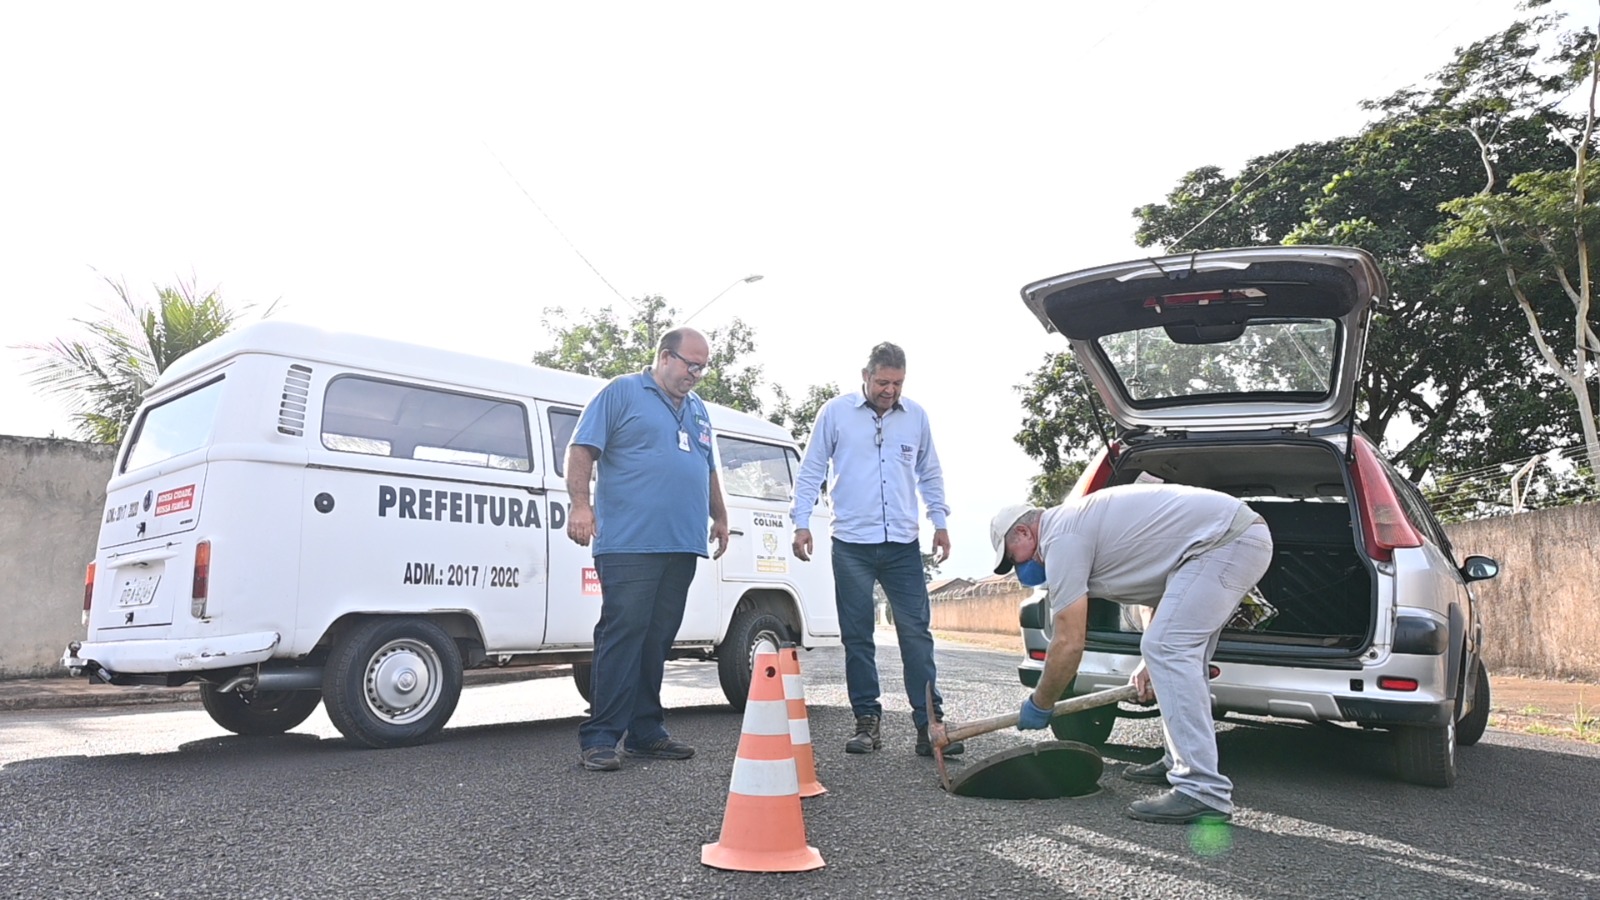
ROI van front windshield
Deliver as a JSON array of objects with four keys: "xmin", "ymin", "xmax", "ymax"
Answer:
[{"xmin": 123, "ymin": 377, "xmax": 225, "ymax": 473}]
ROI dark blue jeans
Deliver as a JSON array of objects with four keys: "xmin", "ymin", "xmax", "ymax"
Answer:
[
  {"xmin": 831, "ymin": 538, "xmax": 942, "ymax": 729},
  {"xmin": 578, "ymin": 552, "xmax": 697, "ymax": 751}
]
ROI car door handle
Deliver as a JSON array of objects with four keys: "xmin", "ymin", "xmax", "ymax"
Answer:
[{"xmin": 728, "ymin": 529, "xmax": 745, "ymax": 536}]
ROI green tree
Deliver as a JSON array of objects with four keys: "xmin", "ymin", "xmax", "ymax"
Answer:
[
  {"xmin": 532, "ymin": 296, "xmax": 766, "ymax": 413},
  {"xmin": 1018, "ymin": 8, "xmax": 1588, "ymax": 488},
  {"xmin": 1425, "ymin": 12, "xmax": 1600, "ymax": 491},
  {"xmin": 23, "ymin": 277, "xmax": 262, "ymax": 444}
]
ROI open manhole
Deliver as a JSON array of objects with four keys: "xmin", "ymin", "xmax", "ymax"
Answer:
[{"xmin": 946, "ymin": 740, "xmax": 1105, "ymax": 799}]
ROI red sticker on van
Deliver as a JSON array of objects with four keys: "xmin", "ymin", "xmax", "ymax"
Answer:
[
  {"xmin": 155, "ymin": 485, "xmax": 196, "ymax": 516},
  {"xmin": 582, "ymin": 567, "xmax": 602, "ymax": 596}
]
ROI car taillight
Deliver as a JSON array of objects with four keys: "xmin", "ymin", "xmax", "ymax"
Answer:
[
  {"xmin": 1378, "ymin": 676, "xmax": 1419, "ymax": 692},
  {"xmin": 1028, "ymin": 649, "xmax": 1046, "ymax": 661},
  {"xmin": 82, "ymin": 562, "xmax": 96, "ymax": 624},
  {"xmin": 1068, "ymin": 446, "xmax": 1116, "ymax": 498},
  {"xmin": 1349, "ymin": 438, "xmax": 1423, "ymax": 562},
  {"xmin": 191, "ymin": 540, "xmax": 211, "ymax": 618}
]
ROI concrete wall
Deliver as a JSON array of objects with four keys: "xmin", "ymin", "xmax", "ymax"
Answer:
[
  {"xmin": 931, "ymin": 503, "xmax": 1600, "ymax": 682},
  {"xmin": 1450, "ymin": 504, "xmax": 1600, "ymax": 680},
  {"xmin": 0, "ymin": 436, "xmax": 116, "ymax": 678}
]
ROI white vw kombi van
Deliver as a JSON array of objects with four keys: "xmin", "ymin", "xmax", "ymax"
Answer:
[{"xmin": 63, "ymin": 322, "xmax": 839, "ymax": 748}]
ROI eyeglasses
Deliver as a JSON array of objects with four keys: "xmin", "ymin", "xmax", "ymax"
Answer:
[
  {"xmin": 666, "ymin": 348, "xmax": 710, "ymax": 376},
  {"xmin": 874, "ymin": 416, "xmax": 883, "ymax": 447}
]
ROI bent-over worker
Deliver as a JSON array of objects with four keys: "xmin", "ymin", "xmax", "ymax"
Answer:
[{"xmin": 990, "ymin": 483, "xmax": 1272, "ymax": 824}]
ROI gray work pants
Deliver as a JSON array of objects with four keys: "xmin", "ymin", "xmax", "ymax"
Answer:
[{"xmin": 1139, "ymin": 521, "xmax": 1274, "ymax": 814}]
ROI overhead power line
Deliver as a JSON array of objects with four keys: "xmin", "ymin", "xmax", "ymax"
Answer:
[{"xmin": 482, "ymin": 141, "xmax": 635, "ymax": 310}]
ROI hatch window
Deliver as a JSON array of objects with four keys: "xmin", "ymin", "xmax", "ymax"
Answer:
[
  {"xmin": 1098, "ymin": 318, "xmax": 1337, "ymax": 403},
  {"xmin": 122, "ymin": 377, "xmax": 226, "ymax": 473}
]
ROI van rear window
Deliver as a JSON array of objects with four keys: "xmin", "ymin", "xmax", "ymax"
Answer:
[
  {"xmin": 717, "ymin": 436, "xmax": 797, "ymax": 501},
  {"xmin": 321, "ymin": 376, "xmax": 532, "ymax": 472},
  {"xmin": 122, "ymin": 377, "xmax": 225, "ymax": 473}
]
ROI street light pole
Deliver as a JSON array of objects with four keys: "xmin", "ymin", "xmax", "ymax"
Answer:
[{"xmin": 683, "ymin": 274, "xmax": 764, "ymax": 325}]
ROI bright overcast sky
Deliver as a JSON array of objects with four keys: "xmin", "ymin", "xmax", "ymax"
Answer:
[{"xmin": 2, "ymin": 1, "xmax": 1592, "ymax": 579}]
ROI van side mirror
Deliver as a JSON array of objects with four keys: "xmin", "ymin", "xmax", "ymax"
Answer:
[{"xmin": 1461, "ymin": 555, "xmax": 1499, "ymax": 583}]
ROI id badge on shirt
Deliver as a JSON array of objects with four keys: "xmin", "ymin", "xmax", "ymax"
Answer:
[{"xmin": 678, "ymin": 430, "xmax": 691, "ymax": 452}]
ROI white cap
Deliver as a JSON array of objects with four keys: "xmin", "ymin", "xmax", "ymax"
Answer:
[{"xmin": 990, "ymin": 503, "xmax": 1037, "ymax": 575}]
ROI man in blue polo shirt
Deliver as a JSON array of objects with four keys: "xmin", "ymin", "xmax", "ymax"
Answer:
[
  {"xmin": 565, "ymin": 327, "xmax": 730, "ymax": 772},
  {"xmin": 790, "ymin": 341, "xmax": 962, "ymax": 758}
]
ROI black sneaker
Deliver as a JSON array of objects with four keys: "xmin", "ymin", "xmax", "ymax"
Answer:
[
  {"xmin": 915, "ymin": 725, "xmax": 964, "ymax": 757},
  {"xmin": 579, "ymin": 747, "xmax": 621, "ymax": 771},
  {"xmin": 845, "ymin": 715, "xmax": 881, "ymax": 753},
  {"xmin": 1126, "ymin": 788, "xmax": 1230, "ymax": 824},
  {"xmin": 624, "ymin": 737, "xmax": 695, "ymax": 760},
  {"xmin": 1122, "ymin": 759, "xmax": 1171, "ymax": 784}
]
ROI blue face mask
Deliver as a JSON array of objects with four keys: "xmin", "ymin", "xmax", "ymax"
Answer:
[{"xmin": 1014, "ymin": 559, "xmax": 1047, "ymax": 587}]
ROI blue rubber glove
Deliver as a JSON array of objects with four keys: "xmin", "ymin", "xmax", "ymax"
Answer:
[{"xmin": 1017, "ymin": 695, "xmax": 1053, "ymax": 731}]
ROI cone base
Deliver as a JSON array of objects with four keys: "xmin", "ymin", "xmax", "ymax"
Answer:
[
  {"xmin": 701, "ymin": 842, "xmax": 825, "ymax": 872},
  {"xmin": 799, "ymin": 781, "xmax": 826, "ymax": 798}
]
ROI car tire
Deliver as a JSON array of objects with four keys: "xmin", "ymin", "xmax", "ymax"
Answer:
[
  {"xmin": 1049, "ymin": 701, "xmax": 1117, "ymax": 746},
  {"xmin": 323, "ymin": 617, "xmax": 463, "ymax": 749},
  {"xmin": 717, "ymin": 604, "xmax": 790, "ymax": 712},
  {"xmin": 200, "ymin": 684, "xmax": 322, "ymax": 736},
  {"xmin": 1395, "ymin": 717, "xmax": 1457, "ymax": 787},
  {"xmin": 1456, "ymin": 658, "xmax": 1492, "ymax": 747},
  {"xmin": 571, "ymin": 661, "xmax": 594, "ymax": 704}
]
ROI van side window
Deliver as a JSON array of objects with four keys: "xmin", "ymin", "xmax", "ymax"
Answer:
[
  {"xmin": 548, "ymin": 408, "xmax": 580, "ymax": 477},
  {"xmin": 123, "ymin": 376, "xmax": 226, "ymax": 473},
  {"xmin": 717, "ymin": 436, "xmax": 796, "ymax": 502},
  {"xmin": 321, "ymin": 376, "xmax": 532, "ymax": 472}
]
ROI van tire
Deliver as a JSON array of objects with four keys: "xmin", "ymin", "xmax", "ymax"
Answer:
[
  {"xmin": 571, "ymin": 661, "xmax": 594, "ymax": 704},
  {"xmin": 323, "ymin": 617, "xmax": 463, "ymax": 749},
  {"xmin": 200, "ymin": 685, "xmax": 322, "ymax": 736},
  {"xmin": 718, "ymin": 605, "xmax": 790, "ymax": 712}
]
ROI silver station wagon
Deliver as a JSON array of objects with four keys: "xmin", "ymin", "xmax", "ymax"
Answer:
[{"xmin": 1015, "ymin": 245, "xmax": 1500, "ymax": 787}]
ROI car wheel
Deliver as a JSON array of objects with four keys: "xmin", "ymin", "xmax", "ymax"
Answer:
[
  {"xmin": 200, "ymin": 684, "xmax": 322, "ymax": 736},
  {"xmin": 571, "ymin": 661, "xmax": 594, "ymax": 704},
  {"xmin": 1049, "ymin": 700, "xmax": 1117, "ymax": 746},
  {"xmin": 1456, "ymin": 658, "xmax": 1492, "ymax": 747},
  {"xmin": 323, "ymin": 617, "xmax": 463, "ymax": 749},
  {"xmin": 1395, "ymin": 717, "xmax": 1457, "ymax": 787},
  {"xmin": 717, "ymin": 604, "xmax": 789, "ymax": 711}
]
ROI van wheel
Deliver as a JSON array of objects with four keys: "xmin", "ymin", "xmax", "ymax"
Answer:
[
  {"xmin": 717, "ymin": 605, "xmax": 789, "ymax": 712},
  {"xmin": 1395, "ymin": 718, "xmax": 1457, "ymax": 787},
  {"xmin": 571, "ymin": 661, "xmax": 594, "ymax": 704},
  {"xmin": 200, "ymin": 685, "xmax": 322, "ymax": 736},
  {"xmin": 323, "ymin": 617, "xmax": 463, "ymax": 749},
  {"xmin": 1456, "ymin": 658, "xmax": 1491, "ymax": 747}
]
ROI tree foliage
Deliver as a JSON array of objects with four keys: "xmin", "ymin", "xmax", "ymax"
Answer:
[
  {"xmin": 1016, "ymin": 6, "xmax": 1596, "ymax": 492},
  {"xmin": 532, "ymin": 296, "xmax": 767, "ymax": 414},
  {"xmin": 23, "ymin": 277, "xmax": 261, "ymax": 444}
]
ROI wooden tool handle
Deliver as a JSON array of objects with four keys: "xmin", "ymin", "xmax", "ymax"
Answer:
[{"xmin": 943, "ymin": 684, "xmax": 1141, "ymax": 744}]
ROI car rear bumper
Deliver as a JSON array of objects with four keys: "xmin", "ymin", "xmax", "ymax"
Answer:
[
  {"xmin": 1019, "ymin": 651, "xmax": 1454, "ymax": 727},
  {"xmin": 63, "ymin": 631, "xmax": 280, "ymax": 677}
]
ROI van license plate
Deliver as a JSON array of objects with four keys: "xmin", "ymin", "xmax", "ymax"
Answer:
[{"xmin": 118, "ymin": 575, "xmax": 161, "ymax": 607}]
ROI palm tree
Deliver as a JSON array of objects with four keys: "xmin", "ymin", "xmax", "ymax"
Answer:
[{"xmin": 23, "ymin": 277, "xmax": 268, "ymax": 444}]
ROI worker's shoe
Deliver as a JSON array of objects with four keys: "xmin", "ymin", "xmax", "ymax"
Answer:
[
  {"xmin": 578, "ymin": 746, "xmax": 622, "ymax": 772},
  {"xmin": 845, "ymin": 715, "xmax": 881, "ymax": 753},
  {"xmin": 624, "ymin": 737, "xmax": 695, "ymax": 760},
  {"xmin": 1126, "ymin": 789, "xmax": 1230, "ymax": 824},
  {"xmin": 914, "ymin": 725, "xmax": 964, "ymax": 757},
  {"xmin": 1121, "ymin": 758, "xmax": 1171, "ymax": 784}
]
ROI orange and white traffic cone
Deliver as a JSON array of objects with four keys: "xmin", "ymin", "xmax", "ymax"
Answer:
[
  {"xmin": 701, "ymin": 640, "xmax": 825, "ymax": 872},
  {"xmin": 779, "ymin": 644, "xmax": 826, "ymax": 798}
]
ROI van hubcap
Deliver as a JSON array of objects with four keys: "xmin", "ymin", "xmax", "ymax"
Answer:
[{"xmin": 365, "ymin": 639, "xmax": 439, "ymax": 722}]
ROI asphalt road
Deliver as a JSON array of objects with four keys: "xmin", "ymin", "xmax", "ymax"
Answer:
[{"xmin": 3, "ymin": 640, "xmax": 1599, "ymax": 899}]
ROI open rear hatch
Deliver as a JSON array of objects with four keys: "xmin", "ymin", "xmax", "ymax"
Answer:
[{"xmin": 1020, "ymin": 246, "xmax": 1385, "ymax": 433}]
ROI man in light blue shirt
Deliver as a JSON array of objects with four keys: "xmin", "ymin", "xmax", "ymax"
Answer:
[{"xmin": 791, "ymin": 342, "xmax": 962, "ymax": 758}]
